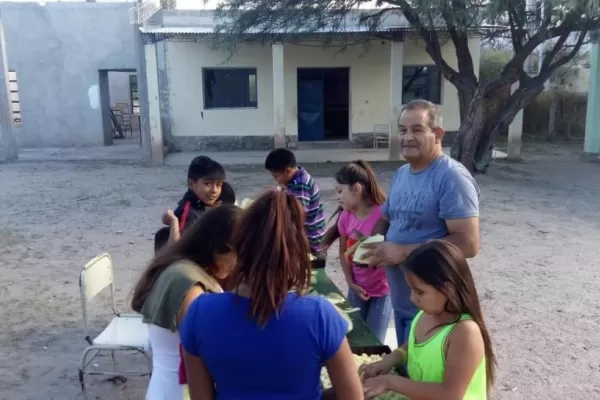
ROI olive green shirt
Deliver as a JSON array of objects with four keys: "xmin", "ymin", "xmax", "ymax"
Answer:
[{"xmin": 140, "ymin": 260, "xmax": 223, "ymax": 332}]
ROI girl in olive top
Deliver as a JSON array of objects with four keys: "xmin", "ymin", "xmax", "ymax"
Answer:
[
  {"xmin": 131, "ymin": 205, "xmax": 241, "ymax": 400},
  {"xmin": 360, "ymin": 240, "xmax": 496, "ymax": 400}
]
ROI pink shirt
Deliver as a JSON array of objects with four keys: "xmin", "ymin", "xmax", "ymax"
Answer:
[{"xmin": 338, "ymin": 206, "xmax": 390, "ymax": 297}]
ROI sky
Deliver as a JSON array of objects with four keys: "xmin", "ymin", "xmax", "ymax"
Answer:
[{"xmin": 1, "ymin": 0, "xmax": 380, "ymax": 9}]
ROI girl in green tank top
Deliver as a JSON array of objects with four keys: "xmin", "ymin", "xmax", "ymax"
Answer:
[{"xmin": 360, "ymin": 240, "xmax": 496, "ymax": 400}]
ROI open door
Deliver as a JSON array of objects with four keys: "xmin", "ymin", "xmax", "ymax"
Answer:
[{"xmin": 297, "ymin": 78, "xmax": 324, "ymax": 141}]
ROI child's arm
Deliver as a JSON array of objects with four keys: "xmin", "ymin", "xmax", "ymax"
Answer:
[
  {"xmin": 166, "ymin": 210, "xmax": 181, "ymax": 244},
  {"xmin": 338, "ymin": 235, "xmax": 353, "ymax": 283},
  {"xmin": 364, "ymin": 321, "xmax": 484, "ymax": 400},
  {"xmin": 359, "ymin": 345, "xmax": 407, "ymax": 380}
]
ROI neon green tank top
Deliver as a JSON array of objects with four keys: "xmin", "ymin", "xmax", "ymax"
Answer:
[{"xmin": 407, "ymin": 311, "xmax": 487, "ymax": 400}]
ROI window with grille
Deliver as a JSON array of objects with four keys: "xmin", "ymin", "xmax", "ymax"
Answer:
[
  {"xmin": 129, "ymin": 74, "xmax": 140, "ymax": 115},
  {"xmin": 402, "ymin": 65, "xmax": 442, "ymax": 104},
  {"xmin": 203, "ymin": 68, "xmax": 258, "ymax": 109},
  {"xmin": 8, "ymin": 70, "xmax": 21, "ymax": 125}
]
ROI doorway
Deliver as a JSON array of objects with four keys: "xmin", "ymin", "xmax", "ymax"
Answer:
[
  {"xmin": 99, "ymin": 69, "xmax": 140, "ymax": 146},
  {"xmin": 297, "ymin": 68, "xmax": 350, "ymax": 142}
]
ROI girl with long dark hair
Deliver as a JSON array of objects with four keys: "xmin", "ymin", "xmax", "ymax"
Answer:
[
  {"xmin": 360, "ymin": 240, "xmax": 496, "ymax": 400},
  {"xmin": 179, "ymin": 190, "xmax": 363, "ymax": 400},
  {"xmin": 131, "ymin": 205, "xmax": 241, "ymax": 400}
]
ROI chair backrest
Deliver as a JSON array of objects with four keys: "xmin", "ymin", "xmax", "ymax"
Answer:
[
  {"xmin": 374, "ymin": 124, "xmax": 390, "ymax": 136},
  {"xmin": 79, "ymin": 253, "xmax": 117, "ymax": 338}
]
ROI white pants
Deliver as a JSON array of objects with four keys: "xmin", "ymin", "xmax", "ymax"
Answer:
[{"xmin": 146, "ymin": 325, "xmax": 188, "ymax": 400}]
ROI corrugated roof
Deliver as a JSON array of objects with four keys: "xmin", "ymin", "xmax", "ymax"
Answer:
[{"xmin": 140, "ymin": 9, "xmax": 498, "ymax": 36}]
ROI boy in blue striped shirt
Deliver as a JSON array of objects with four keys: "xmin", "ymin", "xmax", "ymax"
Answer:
[{"xmin": 265, "ymin": 148, "xmax": 326, "ymax": 263}]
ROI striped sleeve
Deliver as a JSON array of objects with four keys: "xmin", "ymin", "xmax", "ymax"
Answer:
[{"xmin": 287, "ymin": 173, "xmax": 326, "ymax": 253}]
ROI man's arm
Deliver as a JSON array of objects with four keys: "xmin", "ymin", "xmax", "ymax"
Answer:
[
  {"xmin": 443, "ymin": 217, "xmax": 479, "ymax": 258},
  {"xmin": 365, "ymin": 166, "xmax": 480, "ymax": 265}
]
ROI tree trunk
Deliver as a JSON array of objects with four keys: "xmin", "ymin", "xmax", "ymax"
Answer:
[
  {"xmin": 450, "ymin": 88, "xmax": 486, "ymax": 174},
  {"xmin": 452, "ymin": 84, "xmax": 544, "ymax": 174}
]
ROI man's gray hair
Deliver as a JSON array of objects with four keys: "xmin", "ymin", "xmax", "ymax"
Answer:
[{"xmin": 400, "ymin": 99, "xmax": 443, "ymax": 130}]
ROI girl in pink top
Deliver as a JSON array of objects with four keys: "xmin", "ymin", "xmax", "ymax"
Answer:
[{"xmin": 322, "ymin": 160, "xmax": 391, "ymax": 342}]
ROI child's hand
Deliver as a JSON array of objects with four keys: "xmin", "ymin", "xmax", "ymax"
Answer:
[
  {"xmin": 359, "ymin": 359, "xmax": 394, "ymax": 381},
  {"xmin": 363, "ymin": 375, "xmax": 391, "ymax": 399},
  {"xmin": 162, "ymin": 211, "xmax": 172, "ymax": 226},
  {"xmin": 349, "ymin": 282, "xmax": 370, "ymax": 301},
  {"xmin": 165, "ymin": 210, "xmax": 178, "ymax": 226}
]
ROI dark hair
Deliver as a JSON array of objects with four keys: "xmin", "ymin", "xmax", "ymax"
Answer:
[
  {"xmin": 321, "ymin": 160, "xmax": 386, "ymax": 248},
  {"xmin": 403, "ymin": 240, "xmax": 496, "ymax": 390},
  {"xmin": 264, "ymin": 148, "xmax": 297, "ymax": 172},
  {"xmin": 229, "ymin": 190, "xmax": 311, "ymax": 326},
  {"xmin": 400, "ymin": 99, "xmax": 442, "ymax": 130},
  {"xmin": 219, "ymin": 182, "xmax": 236, "ymax": 205},
  {"xmin": 131, "ymin": 205, "xmax": 241, "ymax": 312},
  {"xmin": 188, "ymin": 156, "xmax": 226, "ymax": 182}
]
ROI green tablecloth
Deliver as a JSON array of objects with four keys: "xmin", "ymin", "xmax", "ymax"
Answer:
[{"xmin": 310, "ymin": 269, "xmax": 384, "ymax": 349}]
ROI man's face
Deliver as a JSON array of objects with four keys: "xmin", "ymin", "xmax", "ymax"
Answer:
[
  {"xmin": 189, "ymin": 178, "xmax": 223, "ymax": 206},
  {"xmin": 398, "ymin": 108, "xmax": 443, "ymax": 163}
]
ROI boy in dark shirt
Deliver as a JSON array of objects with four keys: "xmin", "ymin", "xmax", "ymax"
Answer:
[{"xmin": 154, "ymin": 156, "xmax": 235, "ymax": 252}]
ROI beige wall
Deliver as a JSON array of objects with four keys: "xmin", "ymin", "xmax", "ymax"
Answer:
[{"xmin": 165, "ymin": 36, "xmax": 481, "ymax": 138}]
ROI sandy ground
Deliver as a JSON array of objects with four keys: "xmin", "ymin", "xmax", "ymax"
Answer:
[{"xmin": 0, "ymin": 141, "xmax": 599, "ymax": 400}]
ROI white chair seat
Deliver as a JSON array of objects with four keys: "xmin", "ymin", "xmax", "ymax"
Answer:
[{"xmin": 93, "ymin": 316, "xmax": 149, "ymax": 348}]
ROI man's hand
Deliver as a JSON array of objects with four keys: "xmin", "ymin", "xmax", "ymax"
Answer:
[{"xmin": 362, "ymin": 242, "xmax": 411, "ymax": 267}]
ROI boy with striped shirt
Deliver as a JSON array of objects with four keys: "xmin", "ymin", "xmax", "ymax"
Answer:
[{"xmin": 265, "ymin": 148, "xmax": 327, "ymax": 262}]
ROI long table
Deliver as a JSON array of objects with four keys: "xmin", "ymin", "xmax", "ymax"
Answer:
[{"xmin": 310, "ymin": 268, "xmax": 388, "ymax": 351}]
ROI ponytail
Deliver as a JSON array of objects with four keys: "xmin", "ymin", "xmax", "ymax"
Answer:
[{"xmin": 352, "ymin": 160, "xmax": 386, "ymax": 206}]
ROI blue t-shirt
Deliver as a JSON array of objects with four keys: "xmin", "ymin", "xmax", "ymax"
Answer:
[
  {"xmin": 179, "ymin": 292, "xmax": 348, "ymax": 400},
  {"xmin": 382, "ymin": 155, "xmax": 480, "ymax": 244}
]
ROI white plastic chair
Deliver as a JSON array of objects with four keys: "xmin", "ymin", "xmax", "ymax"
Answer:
[
  {"xmin": 373, "ymin": 124, "xmax": 390, "ymax": 149},
  {"xmin": 78, "ymin": 253, "xmax": 151, "ymax": 399}
]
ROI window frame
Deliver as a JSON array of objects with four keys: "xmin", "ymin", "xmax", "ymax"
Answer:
[
  {"xmin": 401, "ymin": 65, "xmax": 442, "ymax": 105},
  {"xmin": 202, "ymin": 67, "xmax": 258, "ymax": 110},
  {"xmin": 129, "ymin": 74, "xmax": 140, "ymax": 115}
]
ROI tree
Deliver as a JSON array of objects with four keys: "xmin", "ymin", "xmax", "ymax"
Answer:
[{"xmin": 212, "ymin": 0, "xmax": 600, "ymax": 173}]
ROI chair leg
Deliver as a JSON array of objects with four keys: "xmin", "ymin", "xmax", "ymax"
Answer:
[
  {"xmin": 111, "ymin": 350, "xmax": 117, "ymax": 372},
  {"xmin": 144, "ymin": 352, "xmax": 153, "ymax": 377},
  {"xmin": 79, "ymin": 369, "xmax": 87, "ymax": 400}
]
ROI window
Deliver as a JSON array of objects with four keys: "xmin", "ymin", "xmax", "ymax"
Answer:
[
  {"xmin": 129, "ymin": 74, "xmax": 140, "ymax": 115},
  {"xmin": 402, "ymin": 65, "xmax": 442, "ymax": 104},
  {"xmin": 203, "ymin": 68, "xmax": 258, "ymax": 109},
  {"xmin": 8, "ymin": 70, "xmax": 21, "ymax": 125}
]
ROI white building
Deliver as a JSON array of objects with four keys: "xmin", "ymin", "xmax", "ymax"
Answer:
[{"xmin": 140, "ymin": 10, "xmax": 481, "ymax": 159}]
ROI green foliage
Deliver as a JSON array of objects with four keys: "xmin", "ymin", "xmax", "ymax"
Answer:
[{"xmin": 480, "ymin": 50, "xmax": 511, "ymax": 84}]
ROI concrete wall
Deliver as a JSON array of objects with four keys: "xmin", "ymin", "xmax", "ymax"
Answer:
[
  {"xmin": 165, "ymin": 36, "xmax": 481, "ymax": 151},
  {"xmin": 1, "ymin": 2, "xmax": 136, "ymax": 147}
]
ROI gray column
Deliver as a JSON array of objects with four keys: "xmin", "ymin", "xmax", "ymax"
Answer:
[
  {"xmin": 133, "ymin": 22, "xmax": 152, "ymax": 162},
  {"xmin": 389, "ymin": 40, "xmax": 404, "ymax": 161},
  {"xmin": 0, "ymin": 11, "xmax": 17, "ymax": 161},
  {"xmin": 272, "ymin": 43, "xmax": 286, "ymax": 149},
  {"xmin": 145, "ymin": 41, "xmax": 164, "ymax": 164}
]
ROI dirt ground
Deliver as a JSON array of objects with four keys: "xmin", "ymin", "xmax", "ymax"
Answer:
[{"xmin": 0, "ymin": 141, "xmax": 599, "ymax": 400}]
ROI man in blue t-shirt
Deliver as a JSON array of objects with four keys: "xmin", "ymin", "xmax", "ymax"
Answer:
[{"xmin": 364, "ymin": 99, "xmax": 480, "ymax": 347}]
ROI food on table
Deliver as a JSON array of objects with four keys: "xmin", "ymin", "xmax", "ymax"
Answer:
[
  {"xmin": 320, "ymin": 353, "xmax": 409, "ymax": 399},
  {"xmin": 239, "ymin": 198, "xmax": 254, "ymax": 209},
  {"xmin": 352, "ymin": 234, "xmax": 385, "ymax": 264},
  {"xmin": 324, "ymin": 292, "xmax": 345, "ymax": 305}
]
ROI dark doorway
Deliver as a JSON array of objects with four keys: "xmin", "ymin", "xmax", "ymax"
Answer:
[
  {"xmin": 99, "ymin": 68, "xmax": 140, "ymax": 146},
  {"xmin": 297, "ymin": 68, "xmax": 350, "ymax": 142}
]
